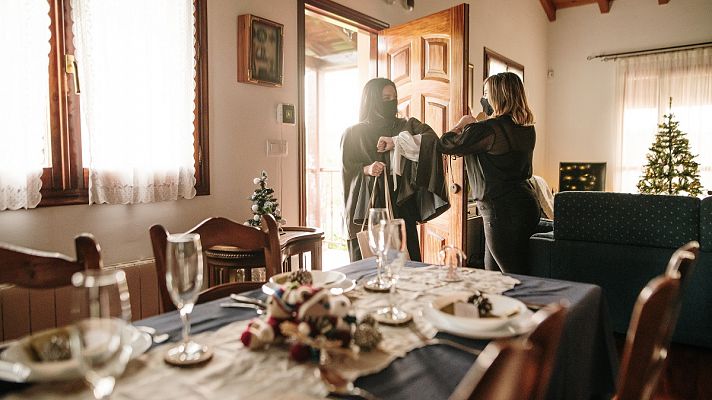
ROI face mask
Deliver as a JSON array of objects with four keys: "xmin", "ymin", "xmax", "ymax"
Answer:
[
  {"xmin": 377, "ymin": 99, "xmax": 398, "ymax": 120},
  {"xmin": 480, "ymin": 97, "xmax": 494, "ymax": 116}
]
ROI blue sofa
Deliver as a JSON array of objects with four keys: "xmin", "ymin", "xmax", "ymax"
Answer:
[{"xmin": 529, "ymin": 191, "xmax": 712, "ymax": 349}]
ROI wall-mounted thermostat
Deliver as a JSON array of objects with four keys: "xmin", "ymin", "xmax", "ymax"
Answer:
[{"xmin": 277, "ymin": 103, "xmax": 296, "ymax": 125}]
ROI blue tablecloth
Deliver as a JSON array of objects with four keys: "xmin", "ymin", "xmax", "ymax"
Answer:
[{"xmin": 0, "ymin": 259, "xmax": 618, "ymax": 399}]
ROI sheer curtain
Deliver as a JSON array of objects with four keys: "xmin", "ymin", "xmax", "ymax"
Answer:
[
  {"xmin": 71, "ymin": 0, "xmax": 197, "ymax": 204},
  {"xmin": 617, "ymin": 48, "xmax": 712, "ymax": 194},
  {"xmin": 0, "ymin": 2, "xmax": 50, "ymax": 210}
]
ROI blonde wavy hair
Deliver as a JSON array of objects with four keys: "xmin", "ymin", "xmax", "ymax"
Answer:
[{"xmin": 485, "ymin": 72, "xmax": 534, "ymax": 126}]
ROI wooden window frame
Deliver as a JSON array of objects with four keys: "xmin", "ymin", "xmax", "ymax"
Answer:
[
  {"xmin": 483, "ymin": 47, "xmax": 525, "ymax": 82},
  {"xmin": 39, "ymin": 0, "xmax": 209, "ymax": 207}
]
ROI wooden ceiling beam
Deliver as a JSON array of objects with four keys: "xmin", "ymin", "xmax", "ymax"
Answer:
[
  {"xmin": 540, "ymin": 0, "xmax": 556, "ymax": 21},
  {"xmin": 597, "ymin": 0, "xmax": 610, "ymax": 13}
]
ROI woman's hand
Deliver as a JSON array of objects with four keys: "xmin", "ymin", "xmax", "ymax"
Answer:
[
  {"xmin": 363, "ymin": 161, "xmax": 386, "ymax": 176},
  {"xmin": 377, "ymin": 136, "xmax": 395, "ymax": 152},
  {"xmin": 451, "ymin": 114, "xmax": 477, "ymax": 134}
]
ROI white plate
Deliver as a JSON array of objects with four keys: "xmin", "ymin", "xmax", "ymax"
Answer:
[
  {"xmin": 267, "ymin": 270, "xmax": 346, "ymax": 289},
  {"xmin": 328, "ymin": 279, "xmax": 356, "ymax": 295},
  {"xmin": 1, "ymin": 324, "xmax": 151, "ymax": 382},
  {"xmin": 423, "ymin": 292, "xmax": 535, "ymax": 339}
]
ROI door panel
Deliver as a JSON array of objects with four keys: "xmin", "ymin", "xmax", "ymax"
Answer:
[{"xmin": 379, "ymin": 4, "xmax": 468, "ymax": 263}]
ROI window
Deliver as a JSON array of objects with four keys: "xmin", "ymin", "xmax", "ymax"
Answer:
[
  {"xmin": 0, "ymin": 0, "xmax": 208, "ymax": 210},
  {"xmin": 618, "ymin": 48, "xmax": 711, "ymax": 194},
  {"xmin": 484, "ymin": 47, "xmax": 524, "ymax": 82}
]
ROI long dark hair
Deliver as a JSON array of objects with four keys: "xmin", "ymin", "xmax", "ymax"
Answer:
[{"xmin": 359, "ymin": 78, "xmax": 396, "ymax": 123}]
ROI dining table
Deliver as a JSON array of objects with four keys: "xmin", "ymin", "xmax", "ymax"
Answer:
[{"xmin": 0, "ymin": 258, "xmax": 618, "ymax": 400}]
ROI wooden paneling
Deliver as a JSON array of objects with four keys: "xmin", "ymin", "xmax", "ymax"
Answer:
[
  {"xmin": 388, "ymin": 44, "xmax": 412, "ymax": 85},
  {"xmin": 423, "ymin": 95, "xmax": 448, "ymax": 136},
  {"xmin": 398, "ymin": 96, "xmax": 411, "ymax": 119},
  {"xmin": 422, "ymin": 36, "xmax": 449, "ymax": 82},
  {"xmin": 29, "ymin": 289, "xmax": 55, "ymax": 333},
  {"xmin": 3, "ymin": 288, "xmax": 30, "ymax": 341}
]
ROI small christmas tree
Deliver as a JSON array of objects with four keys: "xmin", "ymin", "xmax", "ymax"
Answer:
[
  {"xmin": 247, "ymin": 170, "xmax": 285, "ymax": 227},
  {"xmin": 637, "ymin": 99, "xmax": 702, "ymax": 197}
]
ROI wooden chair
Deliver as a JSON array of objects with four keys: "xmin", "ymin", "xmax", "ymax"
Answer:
[
  {"xmin": 449, "ymin": 339, "xmax": 542, "ymax": 400},
  {"xmin": 450, "ymin": 303, "xmax": 568, "ymax": 400},
  {"xmin": 525, "ymin": 302, "xmax": 568, "ymax": 400},
  {"xmin": 0, "ymin": 234, "xmax": 102, "ymax": 339},
  {"xmin": 150, "ymin": 214, "xmax": 281, "ymax": 312},
  {"xmin": 615, "ymin": 241, "xmax": 699, "ymax": 400},
  {"xmin": 0, "ymin": 234, "xmax": 102, "ymax": 289}
]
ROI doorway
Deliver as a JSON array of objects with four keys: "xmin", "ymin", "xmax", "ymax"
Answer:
[{"xmin": 301, "ymin": 4, "xmax": 384, "ymax": 269}]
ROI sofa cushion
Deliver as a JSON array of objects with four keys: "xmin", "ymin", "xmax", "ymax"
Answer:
[
  {"xmin": 554, "ymin": 192, "xmax": 699, "ymax": 249},
  {"xmin": 701, "ymin": 196, "xmax": 712, "ymax": 252}
]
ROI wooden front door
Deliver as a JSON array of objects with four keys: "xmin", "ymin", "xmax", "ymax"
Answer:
[{"xmin": 378, "ymin": 4, "xmax": 468, "ymax": 263}]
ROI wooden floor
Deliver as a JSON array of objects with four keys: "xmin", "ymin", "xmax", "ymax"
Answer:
[{"xmin": 614, "ymin": 334, "xmax": 712, "ymax": 399}]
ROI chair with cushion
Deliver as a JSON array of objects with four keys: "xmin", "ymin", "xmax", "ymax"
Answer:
[
  {"xmin": 615, "ymin": 241, "xmax": 699, "ymax": 400},
  {"xmin": 150, "ymin": 214, "xmax": 281, "ymax": 312},
  {"xmin": 0, "ymin": 234, "xmax": 102, "ymax": 339}
]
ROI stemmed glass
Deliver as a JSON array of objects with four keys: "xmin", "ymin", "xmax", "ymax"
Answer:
[
  {"xmin": 364, "ymin": 208, "xmax": 392, "ymax": 292},
  {"xmin": 164, "ymin": 233, "xmax": 213, "ymax": 365},
  {"xmin": 70, "ymin": 269, "xmax": 133, "ymax": 400},
  {"xmin": 439, "ymin": 245, "xmax": 465, "ymax": 282},
  {"xmin": 375, "ymin": 219, "xmax": 412, "ymax": 324}
]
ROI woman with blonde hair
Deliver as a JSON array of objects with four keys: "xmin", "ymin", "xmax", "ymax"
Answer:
[{"xmin": 438, "ymin": 72, "xmax": 539, "ymax": 274}]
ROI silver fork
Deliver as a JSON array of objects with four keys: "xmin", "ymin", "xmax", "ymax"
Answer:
[{"xmin": 408, "ymin": 321, "xmax": 481, "ymax": 356}]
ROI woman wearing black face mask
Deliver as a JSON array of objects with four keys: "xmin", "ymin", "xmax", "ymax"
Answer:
[
  {"xmin": 438, "ymin": 72, "xmax": 539, "ymax": 275},
  {"xmin": 341, "ymin": 78, "xmax": 449, "ymax": 262}
]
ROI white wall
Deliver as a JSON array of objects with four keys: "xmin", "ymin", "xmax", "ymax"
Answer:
[
  {"xmin": 546, "ymin": 0, "xmax": 712, "ymax": 190},
  {"xmin": 0, "ymin": 0, "xmax": 548, "ymax": 264}
]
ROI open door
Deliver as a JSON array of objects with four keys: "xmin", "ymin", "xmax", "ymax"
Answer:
[{"xmin": 378, "ymin": 4, "xmax": 468, "ymax": 263}]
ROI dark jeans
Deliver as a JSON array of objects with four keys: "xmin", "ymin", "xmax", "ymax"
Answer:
[{"xmin": 478, "ymin": 193, "xmax": 540, "ymax": 275}]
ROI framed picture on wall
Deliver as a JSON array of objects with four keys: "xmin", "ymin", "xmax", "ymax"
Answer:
[{"xmin": 237, "ymin": 14, "xmax": 283, "ymax": 87}]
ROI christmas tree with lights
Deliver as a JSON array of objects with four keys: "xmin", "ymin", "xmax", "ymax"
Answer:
[
  {"xmin": 637, "ymin": 99, "xmax": 702, "ymax": 196},
  {"xmin": 247, "ymin": 170, "xmax": 284, "ymax": 227}
]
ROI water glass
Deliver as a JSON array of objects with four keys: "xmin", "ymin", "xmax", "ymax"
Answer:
[
  {"xmin": 365, "ymin": 208, "xmax": 391, "ymax": 292},
  {"xmin": 376, "ymin": 219, "xmax": 411, "ymax": 324},
  {"xmin": 164, "ymin": 233, "xmax": 212, "ymax": 365},
  {"xmin": 439, "ymin": 245, "xmax": 465, "ymax": 282},
  {"xmin": 71, "ymin": 269, "xmax": 132, "ymax": 400}
]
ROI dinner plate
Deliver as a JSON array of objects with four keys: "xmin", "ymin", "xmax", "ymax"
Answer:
[
  {"xmin": 423, "ymin": 292, "xmax": 535, "ymax": 339},
  {"xmin": 1, "ymin": 324, "xmax": 151, "ymax": 382},
  {"xmin": 328, "ymin": 279, "xmax": 356, "ymax": 295}
]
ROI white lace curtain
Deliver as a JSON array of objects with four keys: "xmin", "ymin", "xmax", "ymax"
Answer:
[
  {"xmin": 71, "ymin": 0, "xmax": 197, "ymax": 204},
  {"xmin": 617, "ymin": 47, "xmax": 712, "ymax": 194},
  {"xmin": 0, "ymin": 2, "xmax": 50, "ymax": 210}
]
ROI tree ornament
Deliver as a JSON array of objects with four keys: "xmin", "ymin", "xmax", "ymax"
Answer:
[{"xmin": 637, "ymin": 98, "xmax": 703, "ymax": 196}]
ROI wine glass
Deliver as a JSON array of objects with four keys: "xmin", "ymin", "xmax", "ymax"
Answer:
[
  {"xmin": 375, "ymin": 219, "xmax": 411, "ymax": 324},
  {"xmin": 164, "ymin": 233, "xmax": 212, "ymax": 365},
  {"xmin": 439, "ymin": 245, "xmax": 465, "ymax": 282},
  {"xmin": 365, "ymin": 208, "xmax": 391, "ymax": 292},
  {"xmin": 70, "ymin": 269, "xmax": 133, "ymax": 400}
]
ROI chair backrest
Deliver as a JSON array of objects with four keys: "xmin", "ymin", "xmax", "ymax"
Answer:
[
  {"xmin": 150, "ymin": 214, "xmax": 281, "ymax": 312},
  {"xmin": 525, "ymin": 302, "xmax": 568, "ymax": 400},
  {"xmin": 0, "ymin": 234, "xmax": 102, "ymax": 288},
  {"xmin": 616, "ymin": 242, "xmax": 699, "ymax": 400},
  {"xmin": 450, "ymin": 339, "xmax": 541, "ymax": 400}
]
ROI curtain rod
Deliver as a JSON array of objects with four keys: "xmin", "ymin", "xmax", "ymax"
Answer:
[{"xmin": 587, "ymin": 41, "xmax": 712, "ymax": 61}]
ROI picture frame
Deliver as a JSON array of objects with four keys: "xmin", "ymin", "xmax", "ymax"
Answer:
[{"xmin": 237, "ymin": 14, "xmax": 283, "ymax": 87}]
